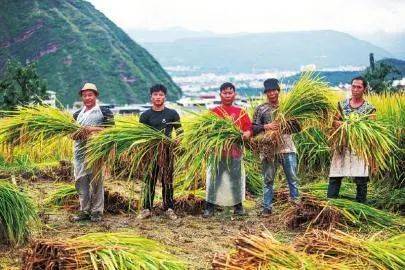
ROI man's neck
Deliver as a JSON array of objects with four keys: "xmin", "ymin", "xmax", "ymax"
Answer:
[
  {"xmin": 351, "ymin": 96, "xmax": 364, "ymax": 103},
  {"xmin": 221, "ymin": 103, "xmax": 233, "ymax": 107},
  {"xmin": 152, "ymin": 104, "xmax": 165, "ymax": 111},
  {"xmin": 268, "ymin": 100, "xmax": 279, "ymax": 107},
  {"xmin": 84, "ymin": 104, "xmax": 96, "ymax": 111}
]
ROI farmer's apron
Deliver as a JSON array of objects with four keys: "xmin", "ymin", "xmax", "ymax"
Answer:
[
  {"xmin": 206, "ymin": 146, "xmax": 246, "ymax": 206},
  {"xmin": 329, "ymin": 148, "xmax": 368, "ymax": 177},
  {"xmin": 73, "ymin": 105, "xmax": 104, "ymax": 180}
]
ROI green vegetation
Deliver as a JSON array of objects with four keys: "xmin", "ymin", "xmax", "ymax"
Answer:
[
  {"xmin": 0, "ymin": 60, "xmax": 48, "ymax": 110},
  {"xmin": 0, "ymin": 0, "xmax": 181, "ymax": 105},
  {"xmin": 0, "ymin": 180, "xmax": 38, "ymax": 246}
]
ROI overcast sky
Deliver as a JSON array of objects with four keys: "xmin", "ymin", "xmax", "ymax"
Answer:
[{"xmin": 88, "ymin": 0, "xmax": 405, "ymax": 34}]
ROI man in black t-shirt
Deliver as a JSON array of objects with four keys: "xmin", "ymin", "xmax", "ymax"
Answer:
[{"xmin": 138, "ymin": 84, "xmax": 182, "ymax": 220}]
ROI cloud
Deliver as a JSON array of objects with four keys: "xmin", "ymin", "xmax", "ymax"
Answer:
[{"xmin": 88, "ymin": 0, "xmax": 405, "ymax": 33}]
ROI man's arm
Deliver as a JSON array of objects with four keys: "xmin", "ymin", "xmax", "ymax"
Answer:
[
  {"xmin": 101, "ymin": 107, "xmax": 115, "ymax": 127},
  {"xmin": 252, "ymin": 106, "xmax": 265, "ymax": 136},
  {"xmin": 139, "ymin": 110, "xmax": 148, "ymax": 125}
]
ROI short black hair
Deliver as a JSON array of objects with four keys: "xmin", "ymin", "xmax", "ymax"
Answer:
[
  {"xmin": 220, "ymin": 82, "xmax": 236, "ymax": 92},
  {"xmin": 150, "ymin": 84, "xmax": 167, "ymax": 95},
  {"xmin": 351, "ymin": 76, "xmax": 368, "ymax": 89}
]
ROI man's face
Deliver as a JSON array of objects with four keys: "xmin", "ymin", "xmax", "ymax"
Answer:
[
  {"xmin": 81, "ymin": 90, "xmax": 97, "ymax": 108},
  {"xmin": 220, "ymin": 87, "xmax": 236, "ymax": 105},
  {"xmin": 351, "ymin": 80, "xmax": 365, "ymax": 99},
  {"xmin": 265, "ymin": 89, "xmax": 279, "ymax": 103},
  {"xmin": 151, "ymin": 90, "xmax": 166, "ymax": 106}
]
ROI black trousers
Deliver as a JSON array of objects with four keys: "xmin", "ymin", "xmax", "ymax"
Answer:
[
  {"xmin": 327, "ymin": 177, "xmax": 368, "ymax": 203},
  {"xmin": 142, "ymin": 155, "xmax": 174, "ymax": 211}
]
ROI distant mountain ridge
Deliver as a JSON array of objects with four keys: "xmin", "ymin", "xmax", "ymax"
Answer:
[
  {"xmin": 0, "ymin": 0, "xmax": 181, "ymax": 105},
  {"xmin": 138, "ymin": 30, "xmax": 392, "ymax": 73}
]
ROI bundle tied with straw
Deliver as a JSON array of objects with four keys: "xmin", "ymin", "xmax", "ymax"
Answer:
[
  {"xmin": 253, "ymin": 72, "xmax": 334, "ymax": 160},
  {"xmin": 175, "ymin": 111, "xmax": 244, "ymax": 191},
  {"xmin": 212, "ymin": 231, "xmax": 348, "ymax": 270},
  {"xmin": 329, "ymin": 111, "xmax": 398, "ymax": 174},
  {"xmin": 85, "ymin": 117, "xmax": 174, "ymax": 183},
  {"xmin": 23, "ymin": 232, "xmax": 187, "ymax": 270},
  {"xmin": 0, "ymin": 180, "xmax": 38, "ymax": 246},
  {"xmin": 295, "ymin": 230, "xmax": 405, "ymax": 270}
]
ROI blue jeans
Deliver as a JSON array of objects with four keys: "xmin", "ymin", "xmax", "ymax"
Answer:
[{"xmin": 262, "ymin": 153, "xmax": 299, "ymax": 210}]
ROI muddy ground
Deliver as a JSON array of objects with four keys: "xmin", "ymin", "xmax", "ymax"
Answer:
[{"xmin": 0, "ymin": 175, "xmax": 301, "ymax": 270}]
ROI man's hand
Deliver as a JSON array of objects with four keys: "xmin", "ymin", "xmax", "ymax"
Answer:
[
  {"xmin": 173, "ymin": 137, "xmax": 181, "ymax": 146},
  {"xmin": 264, "ymin": 122, "xmax": 279, "ymax": 131},
  {"xmin": 86, "ymin": 126, "xmax": 103, "ymax": 134},
  {"xmin": 242, "ymin": 130, "xmax": 251, "ymax": 141},
  {"xmin": 332, "ymin": 120, "xmax": 343, "ymax": 129},
  {"xmin": 71, "ymin": 126, "xmax": 103, "ymax": 140}
]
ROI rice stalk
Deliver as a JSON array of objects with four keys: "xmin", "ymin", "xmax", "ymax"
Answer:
[
  {"xmin": 329, "ymin": 112, "xmax": 398, "ymax": 174},
  {"xmin": 85, "ymin": 118, "xmax": 173, "ymax": 182},
  {"xmin": 212, "ymin": 231, "xmax": 348, "ymax": 269},
  {"xmin": 295, "ymin": 230, "xmax": 405, "ymax": 270},
  {"xmin": 23, "ymin": 232, "xmax": 187, "ymax": 270},
  {"xmin": 175, "ymin": 111, "xmax": 244, "ymax": 190},
  {"xmin": 294, "ymin": 127, "xmax": 331, "ymax": 176},
  {"xmin": 0, "ymin": 180, "xmax": 38, "ymax": 246},
  {"xmin": 368, "ymin": 93, "xmax": 404, "ymax": 187},
  {"xmin": 277, "ymin": 191, "xmax": 403, "ymax": 230},
  {"xmin": 244, "ymin": 149, "xmax": 263, "ymax": 196},
  {"xmin": 0, "ymin": 105, "xmax": 80, "ymax": 149}
]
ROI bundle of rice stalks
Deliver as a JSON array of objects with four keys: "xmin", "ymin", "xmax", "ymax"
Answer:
[
  {"xmin": 0, "ymin": 105, "xmax": 80, "ymax": 148},
  {"xmin": 176, "ymin": 111, "xmax": 244, "ymax": 190},
  {"xmin": 277, "ymin": 73, "xmax": 334, "ymax": 126},
  {"xmin": 329, "ymin": 112, "xmax": 398, "ymax": 173},
  {"xmin": 212, "ymin": 231, "xmax": 346, "ymax": 270},
  {"xmin": 0, "ymin": 180, "xmax": 38, "ymax": 246},
  {"xmin": 254, "ymin": 72, "xmax": 334, "ymax": 159},
  {"xmin": 278, "ymin": 191, "xmax": 402, "ymax": 230},
  {"xmin": 86, "ymin": 117, "xmax": 173, "ymax": 181},
  {"xmin": 295, "ymin": 230, "xmax": 405, "ymax": 270},
  {"xmin": 23, "ymin": 232, "xmax": 187, "ymax": 270},
  {"xmin": 281, "ymin": 194, "xmax": 342, "ymax": 230},
  {"xmin": 45, "ymin": 184, "xmax": 138, "ymax": 213},
  {"xmin": 302, "ymin": 182, "xmax": 405, "ymax": 214}
]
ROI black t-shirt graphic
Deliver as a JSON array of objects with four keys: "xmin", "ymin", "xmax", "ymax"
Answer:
[{"xmin": 139, "ymin": 107, "xmax": 181, "ymax": 137}]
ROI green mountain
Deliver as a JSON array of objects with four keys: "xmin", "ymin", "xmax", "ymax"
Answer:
[
  {"xmin": 143, "ymin": 30, "xmax": 392, "ymax": 73},
  {"xmin": 0, "ymin": 0, "xmax": 181, "ymax": 105}
]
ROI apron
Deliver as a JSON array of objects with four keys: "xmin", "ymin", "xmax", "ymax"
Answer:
[
  {"xmin": 206, "ymin": 156, "xmax": 246, "ymax": 206},
  {"xmin": 329, "ymin": 148, "xmax": 368, "ymax": 177},
  {"xmin": 73, "ymin": 105, "xmax": 104, "ymax": 180}
]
